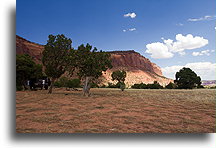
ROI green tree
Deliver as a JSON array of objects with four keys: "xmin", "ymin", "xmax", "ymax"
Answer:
[
  {"xmin": 70, "ymin": 44, "xmax": 112, "ymax": 96},
  {"xmin": 42, "ymin": 34, "xmax": 73, "ymax": 93},
  {"xmin": 16, "ymin": 54, "xmax": 43, "ymax": 90},
  {"xmin": 174, "ymin": 67, "xmax": 202, "ymax": 89},
  {"xmin": 131, "ymin": 83, "xmax": 147, "ymax": 89},
  {"xmin": 111, "ymin": 70, "xmax": 127, "ymax": 91},
  {"xmin": 165, "ymin": 82, "xmax": 176, "ymax": 89},
  {"xmin": 146, "ymin": 81, "xmax": 163, "ymax": 89}
]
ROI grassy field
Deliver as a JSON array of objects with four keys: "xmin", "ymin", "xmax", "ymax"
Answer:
[{"xmin": 16, "ymin": 88, "xmax": 215, "ymax": 133}]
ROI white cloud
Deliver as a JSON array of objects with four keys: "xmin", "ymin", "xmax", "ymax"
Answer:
[
  {"xmin": 188, "ymin": 15, "xmax": 216, "ymax": 22},
  {"xmin": 145, "ymin": 42, "xmax": 174, "ymax": 59},
  {"xmin": 162, "ymin": 62, "xmax": 216, "ymax": 80},
  {"xmin": 124, "ymin": 12, "xmax": 136, "ymax": 18},
  {"xmin": 170, "ymin": 34, "xmax": 208, "ymax": 53},
  {"xmin": 176, "ymin": 23, "xmax": 184, "ymax": 26},
  {"xmin": 145, "ymin": 34, "xmax": 208, "ymax": 59},
  {"xmin": 123, "ymin": 28, "xmax": 136, "ymax": 32},
  {"xmin": 129, "ymin": 28, "xmax": 136, "ymax": 31},
  {"xmin": 192, "ymin": 50, "xmax": 212, "ymax": 56}
]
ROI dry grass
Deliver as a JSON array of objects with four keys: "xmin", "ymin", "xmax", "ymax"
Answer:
[{"xmin": 16, "ymin": 88, "xmax": 216, "ymax": 133}]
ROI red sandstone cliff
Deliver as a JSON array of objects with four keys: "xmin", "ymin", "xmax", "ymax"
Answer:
[
  {"xmin": 16, "ymin": 35, "xmax": 173, "ymax": 87},
  {"xmin": 16, "ymin": 35, "xmax": 44, "ymax": 64},
  {"xmin": 101, "ymin": 51, "xmax": 172, "ymax": 87}
]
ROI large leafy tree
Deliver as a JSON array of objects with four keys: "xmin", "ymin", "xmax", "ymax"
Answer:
[
  {"xmin": 16, "ymin": 54, "xmax": 43, "ymax": 90},
  {"xmin": 174, "ymin": 67, "xmax": 202, "ymax": 89},
  {"xmin": 111, "ymin": 70, "xmax": 127, "ymax": 91},
  {"xmin": 70, "ymin": 43, "xmax": 112, "ymax": 96},
  {"xmin": 42, "ymin": 34, "xmax": 73, "ymax": 93}
]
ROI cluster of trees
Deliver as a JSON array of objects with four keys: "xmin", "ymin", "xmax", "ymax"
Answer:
[
  {"xmin": 16, "ymin": 54, "xmax": 43, "ymax": 90},
  {"xmin": 131, "ymin": 67, "xmax": 203, "ymax": 89},
  {"xmin": 131, "ymin": 81, "xmax": 163, "ymax": 89},
  {"xmin": 42, "ymin": 34, "xmax": 112, "ymax": 96},
  {"xmin": 16, "ymin": 34, "xmax": 112, "ymax": 96}
]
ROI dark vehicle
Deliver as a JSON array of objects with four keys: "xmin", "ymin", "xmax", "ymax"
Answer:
[{"xmin": 28, "ymin": 77, "xmax": 51, "ymax": 90}]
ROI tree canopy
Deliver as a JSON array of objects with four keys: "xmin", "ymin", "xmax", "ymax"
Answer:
[
  {"xmin": 42, "ymin": 34, "xmax": 73, "ymax": 93},
  {"xmin": 111, "ymin": 70, "xmax": 127, "ymax": 91},
  {"xmin": 174, "ymin": 67, "xmax": 202, "ymax": 89},
  {"xmin": 16, "ymin": 54, "xmax": 43, "ymax": 90},
  {"xmin": 70, "ymin": 43, "xmax": 112, "ymax": 96}
]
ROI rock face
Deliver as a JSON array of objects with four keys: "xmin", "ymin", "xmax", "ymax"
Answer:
[
  {"xmin": 102, "ymin": 51, "xmax": 172, "ymax": 87},
  {"xmin": 16, "ymin": 35, "xmax": 44, "ymax": 64},
  {"xmin": 16, "ymin": 35, "xmax": 173, "ymax": 87}
]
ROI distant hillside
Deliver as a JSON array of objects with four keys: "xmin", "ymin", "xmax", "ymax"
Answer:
[
  {"xmin": 16, "ymin": 35, "xmax": 44, "ymax": 64},
  {"xmin": 16, "ymin": 35, "xmax": 173, "ymax": 87}
]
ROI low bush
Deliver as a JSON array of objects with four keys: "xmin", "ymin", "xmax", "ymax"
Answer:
[{"xmin": 131, "ymin": 81, "xmax": 163, "ymax": 89}]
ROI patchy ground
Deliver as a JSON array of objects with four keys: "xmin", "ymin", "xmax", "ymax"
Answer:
[{"xmin": 16, "ymin": 88, "xmax": 215, "ymax": 133}]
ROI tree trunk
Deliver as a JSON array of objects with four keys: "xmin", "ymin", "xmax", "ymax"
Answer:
[
  {"xmin": 48, "ymin": 78, "xmax": 55, "ymax": 94},
  {"xmin": 83, "ymin": 76, "xmax": 92, "ymax": 96}
]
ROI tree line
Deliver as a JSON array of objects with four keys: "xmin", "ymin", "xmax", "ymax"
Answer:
[{"xmin": 131, "ymin": 67, "xmax": 203, "ymax": 89}]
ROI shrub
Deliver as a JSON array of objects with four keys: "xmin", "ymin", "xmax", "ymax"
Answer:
[
  {"xmin": 131, "ymin": 83, "xmax": 147, "ymax": 89},
  {"xmin": 131, "ymin": 81, "xmax": 163, "ymax": 89},
  {"xmin": 16, "ymin": 85, "xmax": 23, "ymax": 91},
  {"xmin": 54, "ymin": 81, "xmax": 62, "ymax": 88},
  {"xmin": 165, "ymin": 82, "xmax": 176, "ymax": 89},
  {"xmin": 90, "ymin": 82, "xmax": 99, "ymax": 88},
  {"xmin": 107, "ymin": 82, "xmax": 121, "ymax": 88},
  {"xmin": 67, "ymin": 79, "xmax": 81, "ymax": 88}
]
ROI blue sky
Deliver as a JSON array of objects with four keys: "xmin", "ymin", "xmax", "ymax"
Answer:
[{"xmin": 17, "ymin": 0, "xmax": 216, "ymax": 80}]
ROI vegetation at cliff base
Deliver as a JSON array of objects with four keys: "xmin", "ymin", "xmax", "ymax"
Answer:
[
  {"xmin": 16, "ymin": 54, "xmax": 43, "ymax": 91},
  {"xmin": 111, "ymin": 70, "xmax": 127, "ymax": 91},
  {"xmin": 42, "ymin": 34, "xmax": 73, "ymax": 93}
]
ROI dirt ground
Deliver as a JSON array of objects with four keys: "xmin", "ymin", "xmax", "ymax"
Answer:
[{"xmin": 16, "ymin": 88, "xmax": 216, "ymax": 133}]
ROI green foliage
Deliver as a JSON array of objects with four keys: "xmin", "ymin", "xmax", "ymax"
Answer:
[
  {"xmin": 107, "ymin": 82, "xmax": 121, "ymax": 88},
  {"xmin": 73, "ymin": 43, "xmax": 113, "ymax": 79},
  {"xmin": 90, "ymin": 82, "xmax": 99, "ymax": 88},
  {"xmin": 147, "ymin": 81, "xmax": 163, "ymax": 89},
  {"xmin": 111, "ymin": 70, "xmax": 127, "ymax": 91},
  {"xmin": 165, "ymin": 82, "xmax": 177, "ymax": 89},
  {"xmin": 174, "ymin": 67, "xmax": 202, "ymax": 89},
  {"xmin": 67, "ymin": 79, "xmax": 81, "ymax": 88},
  {"xmin": 54, "ymin": 81, "xmax": 62, "ymax": 88},
  {"xmin": 16, "ymin": 54, "xmax": 43, "ymax": 90},
  {"xmin": 42, "ymin": 34, "xmax": 73, "ymax": 79},
  {"xmin": 69, "ymin": 43, "xmax": 112, "ymax": 96},
  {"xmin": 58, "ymin": 77, "xmax": 69, "ymax": 87},
  {"xmin": 111, "ymin": 70, "xmax": 126, "ymax": 83},
  {"xmin": 42, "ymin": 34, "xmax": 73, "ymax": 93},
  {"xmin": 16, "ymin": 85, "xmax": 23, "ymax": 91},
  {"xmin": 131, "ymin": 83, "xmax": 147, "ymax": 89},
  {"xmin": 131, "ymin": 81, "xmax": 163, "ymax": 89},
  {"xmin": 53, "ymin": 77, "xmax": 81, "ymax": 88}
]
